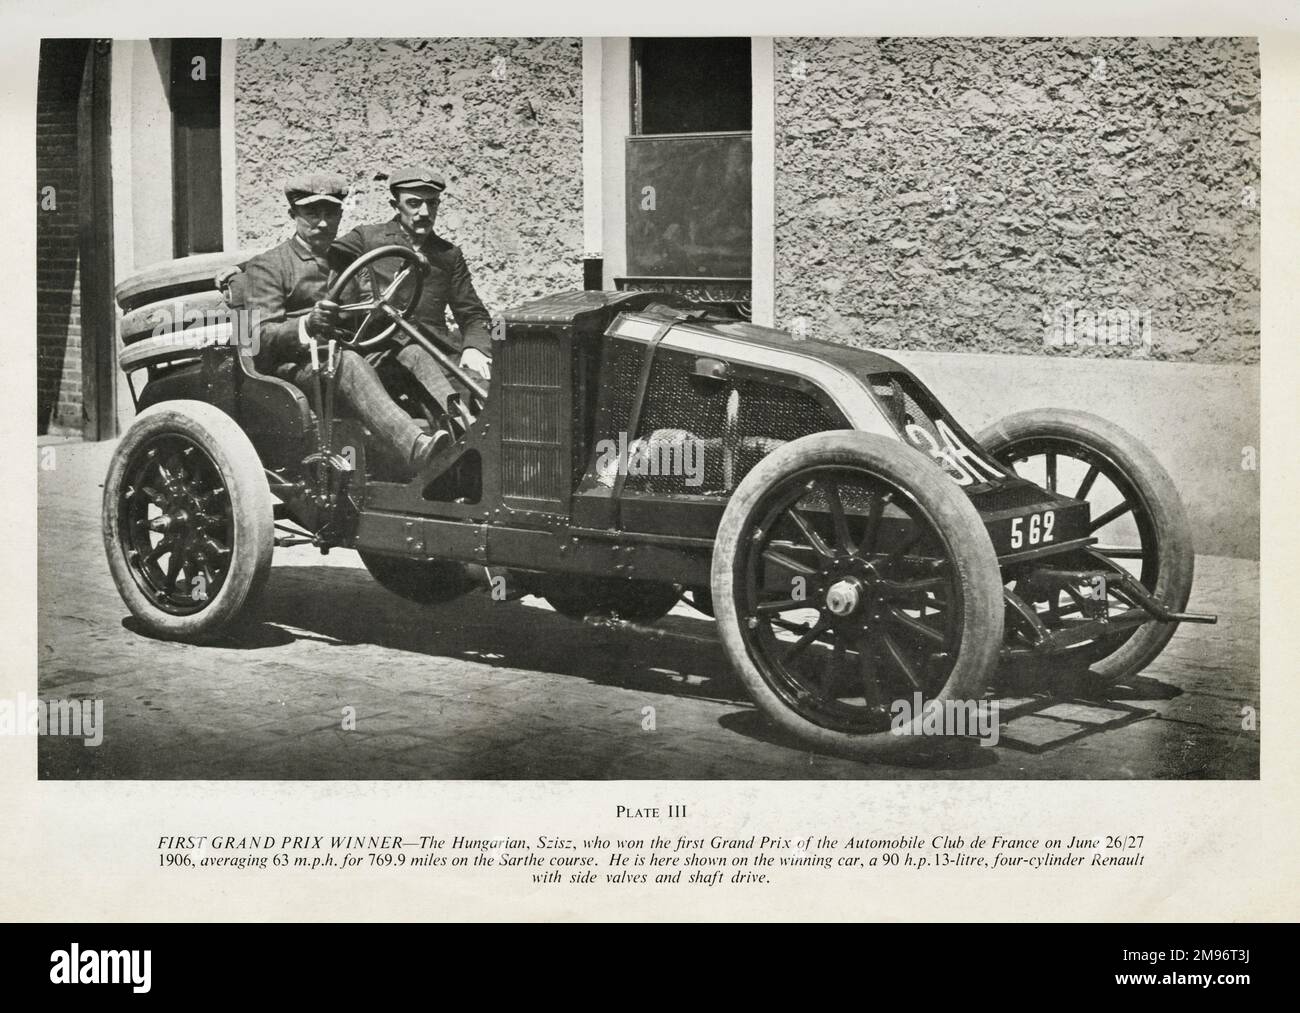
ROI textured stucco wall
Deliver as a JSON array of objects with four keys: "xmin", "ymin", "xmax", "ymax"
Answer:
[
  {"xmin": 234, "ymin": 37, "xmax": 583, "ymax": 316},
  {"xmin": 774, "ymin": 37, "xmax": 1260, "ymax": 363}
]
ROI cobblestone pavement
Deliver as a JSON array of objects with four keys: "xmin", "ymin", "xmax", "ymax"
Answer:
[{"xmin": 36, "ymin": 440, "xmax": 1259, "ymax": 779}]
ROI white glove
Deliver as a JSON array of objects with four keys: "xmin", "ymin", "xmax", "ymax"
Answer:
[{"xmin": 460, "ymin": 347, "xmax": 492, "ymax": 381}]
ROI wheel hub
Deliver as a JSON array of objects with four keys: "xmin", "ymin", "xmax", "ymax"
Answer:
[
  {"xmin": 825, "ymin": 577, "xmax": 866, "ymax": 617},
  {"xmin": 118, "ymin": 435, "xmax": 237, "ymax": 614}
]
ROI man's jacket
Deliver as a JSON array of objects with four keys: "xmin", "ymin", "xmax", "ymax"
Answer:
[
  {"xmin": 327, "ymin": 218, "xmax": 493, "ymax": 356},
  {"xmin": 239, "ymin": 236, "xmax": 330, "ymax": 374}
]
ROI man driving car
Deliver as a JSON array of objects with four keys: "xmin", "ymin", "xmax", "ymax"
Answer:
[
  {"xmin": 239, "ymin": 173, "xmax": 448, "ymax": 476},
  {"xmin": 326, "ymin": 164, "xmax": 493, "ymax": 422}
]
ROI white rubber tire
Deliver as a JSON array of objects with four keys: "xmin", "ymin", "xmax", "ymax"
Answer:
[{"xmin": 103, "ymin": 400, "xmax": 274, "ymax": 643}]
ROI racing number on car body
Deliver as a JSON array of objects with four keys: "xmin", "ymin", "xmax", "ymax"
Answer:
[
  {"xmin": 1009, "ymin": 510, "xmax": 1055, "ymax": 549},
  {"xmin": 904, "ymin": 419, "xmax": 1005, "ymax": 487}
]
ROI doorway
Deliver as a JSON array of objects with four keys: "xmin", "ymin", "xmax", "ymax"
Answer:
[
  {"xmin": 620, "ymin": 37, "xmax": 753, "ymax": 318},
  {"xmin": 36, "ymin": 39, "xmax": 116, "ymax": 440}
]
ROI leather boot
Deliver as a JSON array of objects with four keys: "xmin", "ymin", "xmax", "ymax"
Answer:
[{"xmin": 408, "ymin": 427, "xmax": 452, "ymax": 475}]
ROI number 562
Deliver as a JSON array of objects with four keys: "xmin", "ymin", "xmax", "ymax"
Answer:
[{"xmin": 1010, "ymin": 510, "xmax": 1054, "ymax": 549}]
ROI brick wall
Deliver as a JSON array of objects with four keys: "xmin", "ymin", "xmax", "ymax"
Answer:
[
  {"xmin": 774, "ymin": 37, "xmax": 1260, "ymax": 363},
  {"xmin": 36, "ymin": 39, "xmax": 89, "ymax": 435},
  {"xmin": 234, "ymin": 38, "xmax": 585, "ymax": 316}
]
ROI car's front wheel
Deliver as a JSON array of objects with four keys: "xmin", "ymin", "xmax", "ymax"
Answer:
[
  {"xmin": 711, "ymin": 431, "xmax": 1005, "ymax": 759},
  {"xmin": 103, "ymin": 400, "xmax": 274, "ymax": 642}
]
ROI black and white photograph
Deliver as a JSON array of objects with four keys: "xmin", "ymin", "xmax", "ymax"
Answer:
[{"xmin": 30, "ymin": 32, "xmax": 1262, "ymax": 781}]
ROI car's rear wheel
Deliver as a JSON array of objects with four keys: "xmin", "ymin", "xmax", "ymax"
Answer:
[
  {"xmin": 358, "ymin": 551, "xmax": 473, "ymax": 605},
  {"xmin": 543, "ymin": 578, "xmax": 682, "ymax": 623},
  {"xmin": 711, "ymin": 431, "xmax": 1004, "ymax": 758},
  {"xmin": 103, "ymin": 400, "xmax": 274, "ymax": 642},
  {"xmin": 978, "ymin": 408, "xmax": 1195, "ymax": 685}
]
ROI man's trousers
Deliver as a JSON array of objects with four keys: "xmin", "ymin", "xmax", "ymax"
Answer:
[{"xmin": 275, "ymin": 351, "xmax": 425, "ymax": 469}]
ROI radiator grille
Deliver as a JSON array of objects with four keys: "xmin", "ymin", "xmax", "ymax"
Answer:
[
  {"xmin": 500, "ymin": 329, "xmax": 565, "ymax": 504},
  {"xmin": 604, "ymin": 344, "xmax": 846, "ymax": 496}
]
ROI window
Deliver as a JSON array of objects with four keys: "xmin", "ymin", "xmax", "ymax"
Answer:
[
  {"xmin": 622, "ymin": 37, "xmax": 753, "ymax": 295},
  {"xmin": 632, "ymin": 37, "xmax": 751, "ymax": 135},
  {"xmin": 170, "ymin": 38, "xmax": 223, "ymax": 256}
]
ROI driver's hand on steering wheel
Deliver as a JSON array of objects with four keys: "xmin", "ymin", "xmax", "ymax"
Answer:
[
  {"xmin": 460, "ymin": 347, "xmax": 492, "ymax": 382},
  {"xmin": 300, "ymin": 298, "xmax": 352, "ymax": 346}
]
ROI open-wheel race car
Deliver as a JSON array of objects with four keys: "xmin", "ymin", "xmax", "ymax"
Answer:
[{"xmin": 103, "ymin": 246, "xmax": 1216, "ymax": 759}]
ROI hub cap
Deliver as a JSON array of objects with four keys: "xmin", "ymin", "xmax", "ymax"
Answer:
[{"xmin": 825, "ymin": 577, "xmax": 864, "ymax": 617}]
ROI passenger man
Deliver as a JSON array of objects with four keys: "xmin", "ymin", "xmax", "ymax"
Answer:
[
  {"xmin": 240, "ymin": 173, "xmax": 448, "ymax": 476},
  {"xmin": 326, "ymin": 164, "xmax": 493, "ymax": 420}
]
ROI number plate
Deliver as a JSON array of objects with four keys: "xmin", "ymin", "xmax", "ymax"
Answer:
[{"xmin": 988, "ymin": 503, "xmax": 1088, "ymax": 556}]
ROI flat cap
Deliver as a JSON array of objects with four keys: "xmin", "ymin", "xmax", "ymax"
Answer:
[
  {"xmin": 388, "ymin": 164, "xmax": 447, "ymax": 193},
  {"xmin": 284, "ymin": 172, "xmax": 349, "ymax": 206}
]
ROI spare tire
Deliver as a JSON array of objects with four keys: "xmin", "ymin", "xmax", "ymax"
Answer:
[
  {"xmin": 116, "ymin": 250, "xmax": 257, "ymax": 312},
  {"xmin": 119, "ymin": 290, "xmax": 230, "ymax": 345}
]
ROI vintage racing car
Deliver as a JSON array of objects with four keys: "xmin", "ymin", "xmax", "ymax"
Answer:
[{"xmin": 103, "ymin": 247, "xmax": 1216, "ymax": 758}]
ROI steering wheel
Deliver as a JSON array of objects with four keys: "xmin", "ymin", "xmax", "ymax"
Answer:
[
  {"xmin": 324, "ymin": 244, "xmax": 426, "ymax": 352},
  {"xmin": 317, "ymin": 242, "xmax": 490, "ymax": 406}
]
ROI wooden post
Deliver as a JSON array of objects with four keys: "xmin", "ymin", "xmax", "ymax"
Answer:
[{"xmin": 77, "ymin": 39, "xmax": 117, "ymax": 440}]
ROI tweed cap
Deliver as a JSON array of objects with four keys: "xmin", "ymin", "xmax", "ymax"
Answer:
[{"xmin": 284, "ymin": 172, "xmax": 349, "ymax": 206}]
